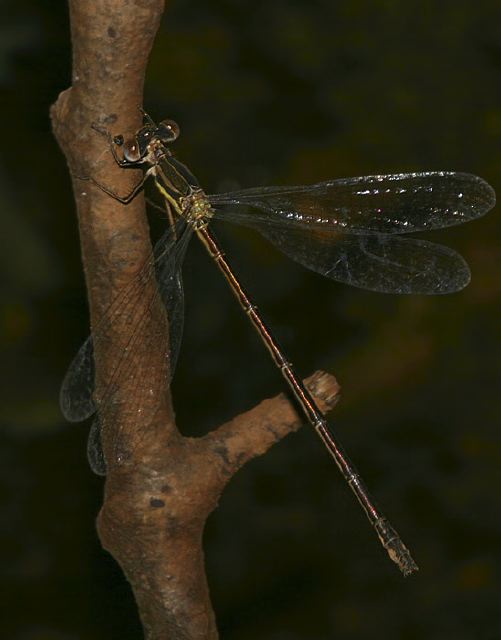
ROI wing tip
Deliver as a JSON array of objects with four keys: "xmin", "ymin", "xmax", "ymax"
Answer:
[{"xmin": 454, "ymin": 172, "xmax": 496, "ymax": 215}]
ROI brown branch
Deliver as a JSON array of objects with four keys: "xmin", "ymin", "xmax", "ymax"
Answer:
[
  {"xmin": 97, "ymin": 371, "xmax": 339, "ymax": 639},
  {"xmin": 51, "ymin": 2, "xmax": 341, "ymax": 638},
  {"xmin": 204, "ymin": 370, "xmax": 340, "ymax": 475}
]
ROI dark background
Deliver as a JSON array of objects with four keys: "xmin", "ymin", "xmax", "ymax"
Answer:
[{"xmin": 1, "ymin": 1, "xmax": 500, "ymax": 638}]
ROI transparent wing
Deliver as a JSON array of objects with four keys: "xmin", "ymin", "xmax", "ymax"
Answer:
[
  {"xmin": 87, "ymin": 417, "xmax": 106, "ymax": 475},
  {"xmin": 87, "ymin": 255, "xmax": 187, "ymax": 476},
  {"xmin": 209, "ymin": 172, "xmax": 495, "ymax": 235},
  {"xmin": 60, "ymin": 219, "xmax": 192, "ymax": 475},
  {"xmin": 59, "ymin": 334, "xmax": 96, "ymax": 422},
  {"xmin": 255, "ymin": 224, "xmax": 471, "ymax": 294},
  {"xmin": 60, "ymin": 222, "xmax": 187, "ymax": 422}
]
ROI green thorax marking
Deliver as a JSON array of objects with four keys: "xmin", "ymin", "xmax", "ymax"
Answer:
[{"xmin": 153, "ymin": 151, "xmax": 214, "ymax": 227}]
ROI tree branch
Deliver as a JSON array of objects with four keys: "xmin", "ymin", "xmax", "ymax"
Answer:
[
  {"xmin": 52, "ymin": 2, "xmax": 341, "ymax": 637},
  {"xmin": 97, "ymin": 371, "xmax": 339, "ymax": 639}
]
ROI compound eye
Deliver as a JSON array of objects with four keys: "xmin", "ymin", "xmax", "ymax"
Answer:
[
  {"xmin": 122, "ymin": 138, "xmax": 142, "ymax": 162},
  {"xmin": 158, "ymin": 119, "xmax": 180, "ymax": 142}
]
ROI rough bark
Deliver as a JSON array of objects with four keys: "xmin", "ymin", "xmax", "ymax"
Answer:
[{"xmin": 51, "ymin": 2, "xmax": 340, "ymax": 638}]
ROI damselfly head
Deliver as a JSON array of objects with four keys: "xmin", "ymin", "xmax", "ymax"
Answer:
[
  {"xmin": 122, "ymin": 127, "xmax": 154, "ymax": 162},
  {"xmin": 119, "ymin": 120, "xmax": 179, "ymax": 163}
]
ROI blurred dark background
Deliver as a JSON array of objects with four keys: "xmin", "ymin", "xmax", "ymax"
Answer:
[{"xmin": 1, "ymin": 1, "xmax": 500, "ymax": 638}]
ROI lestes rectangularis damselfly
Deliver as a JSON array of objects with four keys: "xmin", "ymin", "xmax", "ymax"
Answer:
[{"xmin": 61, "ymin": 113, "xmax": 495, "ymax": 575}]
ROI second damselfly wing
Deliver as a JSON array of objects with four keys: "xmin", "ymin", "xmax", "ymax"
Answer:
[
  {"xmin": 61, "ymin": 217, "xmax": 191, "ymax": 474},
  {"xmin": 60, "ymin": 113, "xmax": 495, "ymax": 575}
]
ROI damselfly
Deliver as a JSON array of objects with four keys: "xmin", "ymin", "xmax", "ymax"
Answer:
[{"xmin": 60, "ymin": 111, "xmax": 495, "ymax": 576}]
